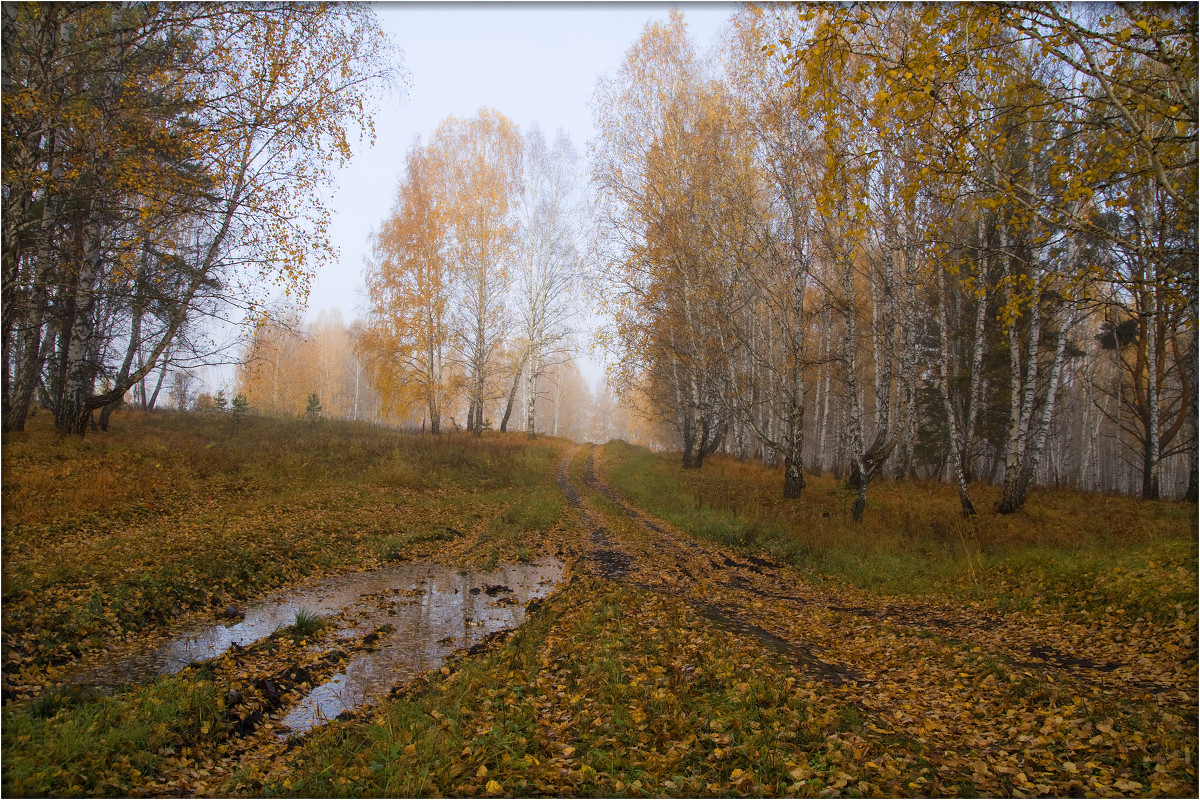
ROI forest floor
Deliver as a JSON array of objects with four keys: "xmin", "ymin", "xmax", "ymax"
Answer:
[{"xmin": 2, "ymin": 412, "xmax": 1196, "ymax": 797}]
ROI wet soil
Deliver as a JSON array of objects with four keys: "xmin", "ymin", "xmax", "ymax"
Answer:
[
  {"xmin": 64, "ymin": 558, "xmax": 565, "ymax": 732},
  {"xmin": 557, "ymin": 447, "xmax": 858, "ymax": 685}
]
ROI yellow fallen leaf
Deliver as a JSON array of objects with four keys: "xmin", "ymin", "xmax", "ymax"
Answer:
[{"xmin": 485, "ymin": 779, "xmax": 501, "ymax": 795}]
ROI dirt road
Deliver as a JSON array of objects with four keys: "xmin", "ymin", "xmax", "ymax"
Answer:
[{"xmin": 557, "ymin": 443, "xmax": 1197, "ymax": 796}]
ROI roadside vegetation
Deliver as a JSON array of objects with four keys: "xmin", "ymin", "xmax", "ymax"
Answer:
[{"xmin": 600, "ymin": 441, "xmax": 1197, "ymax": 623}]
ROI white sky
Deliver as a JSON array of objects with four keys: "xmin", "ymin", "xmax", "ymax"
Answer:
[{"xmin": 305, "ymin": 2, "xmax": 737, "ymax": 389}]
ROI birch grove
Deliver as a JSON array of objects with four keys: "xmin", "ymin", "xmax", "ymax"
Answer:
[
  {"xmin": 588, "ymin": 5, "xmax": 1196, "ymax": 509},
  {"xmin": 358, "ymin": 112, "xmax": 585, "ymax": 437},
  {"xmin": 17, "ymin": 3, "xmax": 1192, "ymax": 515}
]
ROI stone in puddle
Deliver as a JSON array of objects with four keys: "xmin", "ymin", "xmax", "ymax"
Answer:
[{"xmin": 219, "ymin": 605, "xmax": 244, "ymax": 621}]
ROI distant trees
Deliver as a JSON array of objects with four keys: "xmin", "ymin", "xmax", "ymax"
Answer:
[
  {"xmin": 305, "ymin": 393, "xmax": 322, "ymax": 420},
  {"xmin": 236, "ymin": 309, "xmax": 382, "ymax": 421},
  {"xmin": 359, "ymin": 111, "xmax": 584, "ymax": 436},
  {"xmin": 514, "ymin": 125, "xmax": 584, "ymax": 439},
  {"xmin": 230, "ymin": 392, "xmax": 248, "ymax": 427},
  {"xmin": 590, "ymin": 5, "xmax": 1196, "ymax": 507},
  {"xmin": 2, "ymin": 4, "xmax": 397, "ymax": 435}
]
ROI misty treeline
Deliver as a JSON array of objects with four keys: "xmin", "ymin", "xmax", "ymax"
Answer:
[
  {"xmin": 1, "ymin": 3, "xmax": 396, "ymax": 435},
  {"xmin": 6, "ymin": 3, "xmax": 1195, "ymax": 516},
  {"xmin": 233, "ymin": 308, "xmax": 632, "ymax": 443},
  {"xmin": 591, "ymin": 5, "xmax": 1196, "ymax": 514}
]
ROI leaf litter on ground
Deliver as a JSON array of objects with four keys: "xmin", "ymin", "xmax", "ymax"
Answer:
[{"xmin": 2, "ymin": 414, "xmax": 1195, "ymax": 797}]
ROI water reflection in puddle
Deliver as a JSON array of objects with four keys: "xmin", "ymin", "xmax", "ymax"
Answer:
[{"xmin": 68, "ymin": 558, "xmax": 564, "ymax": 733}]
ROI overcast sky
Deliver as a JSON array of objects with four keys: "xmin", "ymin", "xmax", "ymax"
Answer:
[{"xmin": 301, "ymin": 2, "xmax": 736, "ymax": 386}]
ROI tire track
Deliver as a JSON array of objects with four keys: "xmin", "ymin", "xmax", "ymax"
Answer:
[
  {"xmin": 557, "ymin": 445, "xmax": 863, "ymax": 686},
  {"xmin": 554, "ymin": 443, "xmax": 1194, "ymax": 794},
  {"xmin": 569, "ymin": 444, "xmax": 1185, "ymax": 701}
]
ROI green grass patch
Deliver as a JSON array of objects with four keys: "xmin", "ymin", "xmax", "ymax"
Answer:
[
  {"xmin": 488, "ymin": 486, "xmax": 566, "ymax": 541},
  {"xmin": 281, "ymin": 608, "xmax": 327, "ymax": 643},
  {"xmin": 2, "ymin": 673, "xmax": 230, "ymax": 797}
]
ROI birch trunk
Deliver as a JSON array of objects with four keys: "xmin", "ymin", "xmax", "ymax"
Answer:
[
  {"xmin": 526, "ymin": 347, "xmax": 539, "ymax": 439},
  {"xmin": 58, "ymin": 218, "xmax": 103, "ymax": 435},
  {"xmin": 499, "ymin": 350, "xmax": 525, "ymax": 433},
  {"xmin": 998, "ymin": 215, "xmax": 1038, "ymax": 512},
  {"xmin": 963, "ymin": 217, "xmax": 989, "ymax": 483},
  {"xmin": 3, "ymin": 130, "xmax": 61, "ymax": 432},
  {"xmin": 937, "ymin": 263, "xmax": 976, "ymax": 516},
  {"xmin": 840, "ymin": 256, "xmax": 870, "ymax": 522},
  {"xmin": 817, "ymin": 305, "xmax": 833, "ymax": 475},
  {"xmin": 783, "ymin": 262, "xmax": 807, "ymax": 498},
  {"xmin": 1187, "ymin": 294, "xmax": 1198, "ymax": 502},
  {"xmin": 148, "ymin": 350, "xmax": 170, "ymax": 410},
  {"xmin": 1143, "ymin": 286, "xmax": 1161, "ymax": 499},
  {"xmin": 1006, "ymin": 313, "xmax": 1069, "ymax": 510},
  {"xmin": 998, "ymin": 224, "xmax": 1074, "ymax": 513}
]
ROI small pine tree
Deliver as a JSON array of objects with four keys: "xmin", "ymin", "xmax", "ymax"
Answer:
[
  {"xmin": 305, "ymin": 392, "xmax": 322, "ymax": 420},
  {"xmin": 214, "ymin": 390, "xmax": 228, "ymax": 411},
  {"xmin": 231, "ymin": 393, "xmax": 249, "ymax": 427}
]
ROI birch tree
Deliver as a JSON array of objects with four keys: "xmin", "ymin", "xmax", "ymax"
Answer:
[
  {"xmin": 514, "ymin": 125, "xmax": 582, "ymax": 438},
  {"xmin": 593, "ymin": 11, "xmax": 738, "ymax": 470},
  {"xmin": 2, "ymin": 3, "xmax": 397, "ymax": 435},
  {"xmin": 431, "ymin": 111, "xmax": 523, "ymax": 436},
  {"xmin": 360, "ymin": 141, "xmax": 453, "ymax": 432}
]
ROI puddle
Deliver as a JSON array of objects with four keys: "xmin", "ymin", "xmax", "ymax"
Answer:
[{"xmin": 66, "ymin": 558, "xmax": 564, "ymax": 732}]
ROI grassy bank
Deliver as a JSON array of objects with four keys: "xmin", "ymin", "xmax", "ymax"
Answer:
[
  {"xmin": 1, "ymin": 411, "xmax": 567, "ymax": 687},
  {"xmin": 599, "ymin": 441, "xmax": 1198, "ymax": 621},
  {"xmin": 3, "ymin": 673, "xmax": 230, "ymax": 796}
]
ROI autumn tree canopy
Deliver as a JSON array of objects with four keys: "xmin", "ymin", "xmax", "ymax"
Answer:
[
  {"xmin": 2, "ymin": 3, "xmax": 397, "ymax": 435},
  {"xmin": 589, "ymin": 4, "xmax": 1196, "ymax": 508},
  {"xmin": 360, "ymin": 111, "xmax": 585, "ymax": 437}
]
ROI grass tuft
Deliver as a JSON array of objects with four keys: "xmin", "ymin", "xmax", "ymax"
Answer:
[
  {"xmin": 285, "ymin": 608, "xmax": 326, "ymax": 642},
  {"xmin": 3, "ymin": 675, "xmax": 229, "ymax": 797}
]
